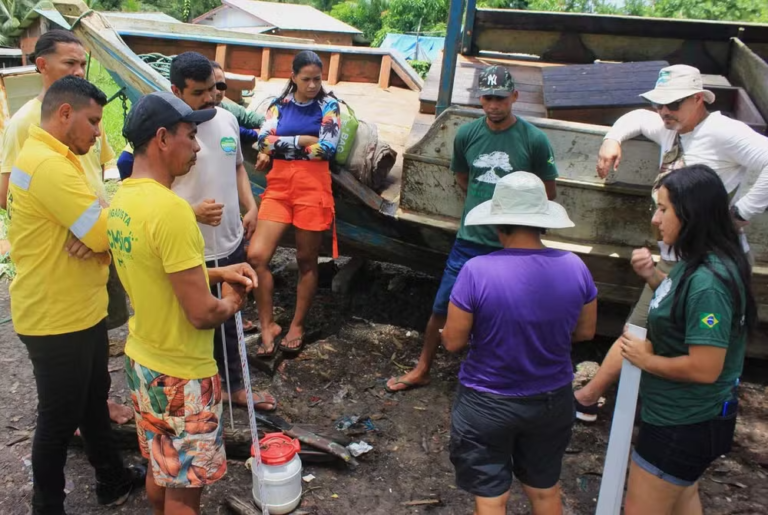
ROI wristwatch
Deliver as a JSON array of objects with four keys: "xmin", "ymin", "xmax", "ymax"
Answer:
[{"xmin": 731, "ymin": 205, "xmax": 746, "ymax": 222}]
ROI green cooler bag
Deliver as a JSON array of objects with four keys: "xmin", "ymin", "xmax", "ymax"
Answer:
[{"xmin": 335, "ymin": 99, "xmax": 359, "ymax": 165}]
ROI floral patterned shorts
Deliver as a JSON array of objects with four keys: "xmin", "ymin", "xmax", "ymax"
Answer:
[{"xmin": 125, "ymin": 356, "xmax": 227, "ymax": 488}]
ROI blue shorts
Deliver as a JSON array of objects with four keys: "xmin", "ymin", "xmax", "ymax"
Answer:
[{"xmin": 432, "ymin": 238, "xmax": 498, "ymax": 315}]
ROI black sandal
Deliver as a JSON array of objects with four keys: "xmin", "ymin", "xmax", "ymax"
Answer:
[
  {"xmin": 255, "ymin": 335, "xmax": 280, "ymax": 359},
  {"xmin": 279, "ymin": 335, "xmax": 305, "ymax": 355}
]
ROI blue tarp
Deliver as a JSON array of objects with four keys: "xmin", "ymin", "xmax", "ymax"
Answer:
[{"xmin": 380, "ymin": 33, "xmax": 445, "ymax": 63}]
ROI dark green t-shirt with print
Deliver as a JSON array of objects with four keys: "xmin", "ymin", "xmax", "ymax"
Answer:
[
  {"xmin": 642, "ymin": 255, "xmax": 747, "ymax": 426},
  {"xmin": 451, "ymin": 116, "xmax": 559, "ymax": 248}
]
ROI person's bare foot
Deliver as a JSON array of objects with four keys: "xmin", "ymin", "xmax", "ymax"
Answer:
[
  {"xmin": 385, "ymin": 369, "xmax": 431, "ymax": 393},
  {"xmin": 223, "ymin": 389, "xmax": 277, "ymax": 412},
  {"xmin": 256, "ymin": 322, "xmax": 282, "ymax": 357},
  {"xmin": 108, "ymin": 400, "xmax": 134, "ymax": 424}
]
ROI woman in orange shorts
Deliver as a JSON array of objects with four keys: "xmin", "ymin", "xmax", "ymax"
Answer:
[{"xmin": 249, "ymin": 50, "xmax": 341, "ymax": 357}]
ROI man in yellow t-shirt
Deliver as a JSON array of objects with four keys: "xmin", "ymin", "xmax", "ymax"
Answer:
[
  {"xmin": 0, "ymin": 29, "xmax": 113, "ymax": 208},
  {"xmin": 9, "ymin": 76, "xmax": 145, "ymax": 515},
  {"xmin": 1, "ymin": 29, "xmax": 132, "ymax": 425},
  {"xmin": 111, "ymin": 91, "xmax": 259, "ymax": 513}
]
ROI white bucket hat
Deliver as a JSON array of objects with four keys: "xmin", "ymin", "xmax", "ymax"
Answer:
[
  {"xmin": 465, "ymin": 172, "xmax": 574, "ymax": 229},
  {"xmin": 640, "ymin": 64, "xmax": 715, "ymax": 105}
]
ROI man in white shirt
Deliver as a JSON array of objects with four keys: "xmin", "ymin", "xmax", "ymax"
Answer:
[
  {"xmin": 168, "ymin": 52, "xmax": 276, "ymax": 411},
  {"xmin": 576, "ymin": 64, "xmax": 768, "ymax": 421}
]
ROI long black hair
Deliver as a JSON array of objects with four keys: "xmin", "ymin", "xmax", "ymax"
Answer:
[
  {"xmin": 277, "ymin": 50, "xmax": 333, "ymax": 103},
  {"xmin": 660, "ymin": 164, "xmax": 756, "ymax": 332}
]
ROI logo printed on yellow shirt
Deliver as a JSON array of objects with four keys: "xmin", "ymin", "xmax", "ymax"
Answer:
[
  {"xmin": 220, "ymin": 137, "xmax": 237, "ymax": 154},
  {"xmin": 699, "ymin": 313, "xmax": 720, "ymax": 329}
]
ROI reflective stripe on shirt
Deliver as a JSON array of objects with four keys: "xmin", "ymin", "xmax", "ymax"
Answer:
[
  {"xmin": 70, "ymin": 199, "xmax": 101, "ymax": 239},
  {"xmin": 10, "ymin": 167, "xmax": 31, "ymax": 191}
]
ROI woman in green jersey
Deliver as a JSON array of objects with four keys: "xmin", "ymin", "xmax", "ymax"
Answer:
[{"xmin": 620, "ymin": 164, "xmax": 755, "ymax": 515}]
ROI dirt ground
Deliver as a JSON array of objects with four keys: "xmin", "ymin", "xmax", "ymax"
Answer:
[{"xmin": 1, "ymin": 248, "xmax": 767, "ymax": 514}]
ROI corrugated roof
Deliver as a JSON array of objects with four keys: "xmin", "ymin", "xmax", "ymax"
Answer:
[
  {"xmin": 225, "ymin": 26, "xmax": 276, "ymax": 35},
  {"xmin": 222, "ymin": 0, "xmax": 362, "ymax": 34},
  {"xmin": 104, "ymin": 12, "xmax": 180, "ymax": 24}
]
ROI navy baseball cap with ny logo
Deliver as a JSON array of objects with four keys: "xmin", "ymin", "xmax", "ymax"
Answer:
[{"xmin": 478, "ymin": 65, "xmax": 516, "ymax": 97}]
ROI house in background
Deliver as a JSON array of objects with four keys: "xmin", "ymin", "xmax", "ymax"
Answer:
[
  {"xmin": 19, "ymin": 10, "xmax": 180, "ymax": 65},
  {"xmin": 193, "ymin": 0, "xmax": 362, "ymax": 46}
]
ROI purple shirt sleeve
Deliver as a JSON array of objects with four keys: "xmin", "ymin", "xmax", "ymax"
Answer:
[
  {"xmin": 449, "ymin": 262, "xmax": 475, "ymax": 313},
  {"xmin": 581, "ymin": 259, "xmax": 598, "ymax": 304}
]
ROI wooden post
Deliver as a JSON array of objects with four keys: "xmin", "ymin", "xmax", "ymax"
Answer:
[
  {"xmin": 378, "ymin": 54, "xmax": 392, "ymax": 90},
  {"xmin": 261, "ymin": 47, "xmax": 272, "ymax": 81},
  {"xmin": 328, "ymin": 52, "xmax": 341, "ymax": 85},
  {"xmin": 214, "ymin": 44, "xmax": 227, "ymax": 66}
]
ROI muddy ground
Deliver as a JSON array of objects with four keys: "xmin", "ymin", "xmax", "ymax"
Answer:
[{"xmin": 1, "ymin": 248, "xmax": 767, "ymax": 514}]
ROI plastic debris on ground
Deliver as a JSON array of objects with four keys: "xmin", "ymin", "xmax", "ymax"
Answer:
[
  {"xmin": 335, "ymin": 415, "xmax": 378, "ymax": 435},
  {"xmin": 302, "ymin": 474, "xmax": 316, "ymax": 483},
  {"xmin": 348, "ymin": 441, "xmax": 374, "ymax": 457}
]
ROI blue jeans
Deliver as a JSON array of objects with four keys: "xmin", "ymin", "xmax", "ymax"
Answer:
[{"xmin": 432, "ymin": 238, "xmax": 498, "ymax": 315}]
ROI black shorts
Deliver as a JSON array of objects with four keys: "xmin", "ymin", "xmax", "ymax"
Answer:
[
  {"xmin": 633, "ymin": 411, "xmax": 737, "ymax": 486},
  {"xmin": 449, "ymin": 383, "xmax": 575, "ymax": 497}
]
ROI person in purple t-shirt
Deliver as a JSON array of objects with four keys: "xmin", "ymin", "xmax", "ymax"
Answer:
[{"xmin": 442, "ymin": 172, "xmax": 598, "ymax": 515}]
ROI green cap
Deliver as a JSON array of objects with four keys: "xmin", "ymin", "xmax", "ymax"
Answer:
[{"xmin": 478, "ymin": 65, "xmax": 515, "ymax": 97}]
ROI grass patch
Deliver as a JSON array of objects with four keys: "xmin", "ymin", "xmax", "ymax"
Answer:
[{"xmin": 87, "ymin": 58, "xmax": 131, "ymax": 155}]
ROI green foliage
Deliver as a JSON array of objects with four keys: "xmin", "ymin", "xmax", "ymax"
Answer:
[
  {"xmin": 0, "ymin": 0, "xmax": 53, "ymax": 46},
  {"xmin": 374, "ymin": 0, "xmax": 449, "ymax": 45},
  {"xmin": 409, "ymin": 59, "xmax": 431, "ymax": 78},
  {"xmin": 88, "ymin": 58, "xmax": 131, "ymax": 152},
  {"xmin": 650, "ymin": 0, "xmax": 765, "ymax": 23},
  {"xmin": 330, "ymin": 0, "xmax": 387, "ymax": 42}
]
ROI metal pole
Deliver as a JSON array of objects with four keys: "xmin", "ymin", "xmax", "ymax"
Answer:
[
  {"xmin": 436, "ymin": 0, "xmax": 465, "ymax": 116},
  {"xmin": 213, "ymin": 231, "xmax": 236, "ymax": 431}
]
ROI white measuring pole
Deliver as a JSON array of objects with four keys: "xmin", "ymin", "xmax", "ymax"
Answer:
[
  {"xmin": 235, "ymin": 311, "xmax": 269, "ymax": 514},
  {"xmin": 213, "ymin": 229, "xmax": 236, "ymax": 431},
  {"xmin": 595, "ymin": 323, "xmax": 646, "ymax": 515}
]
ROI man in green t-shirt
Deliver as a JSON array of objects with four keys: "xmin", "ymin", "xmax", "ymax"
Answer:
[{"xmin": 386, "ymin": 65, "xmax": 559, "ymax": 393}]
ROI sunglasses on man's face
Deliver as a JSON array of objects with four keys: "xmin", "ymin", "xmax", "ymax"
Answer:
[
  {"xmin": 215, "ymin": 82, "xmax": 228, "ymax": 91},
  {"xmin": 651, "ymin": 95, "xmax": 693, "ymax": 112}
]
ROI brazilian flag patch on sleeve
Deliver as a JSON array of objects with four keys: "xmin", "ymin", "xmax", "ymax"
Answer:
[{"xmin": 699, "ymin": 313, "xmax": 720, "ymax": 329}]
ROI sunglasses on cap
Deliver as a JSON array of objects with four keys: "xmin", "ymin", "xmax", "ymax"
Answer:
[
  {"xmin": 650, "ymin": 95, "xmax": 693, "ymax": 112},
  {"xmin": 215, "ymin": 81, "xmax": 228, "ymax": 91}
]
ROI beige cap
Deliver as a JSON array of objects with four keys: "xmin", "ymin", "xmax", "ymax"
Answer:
[{"xmin": 640, "ymin": 65, "xmax": 715, "ymax": 105}]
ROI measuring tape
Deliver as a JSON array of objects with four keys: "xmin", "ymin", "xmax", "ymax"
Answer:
[{"xmin": 235, "ymin": 311, "xmax": 269, "ymax": 514}]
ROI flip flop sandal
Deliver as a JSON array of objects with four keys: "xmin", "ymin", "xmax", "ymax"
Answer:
[
  {"xmin": 255, "ymin": 335, "xmax": 280, "ymax": 359},
  {"xmin": 279, "ymin": 335, "xmax": 305, "ymax": 355},
  {"xmin": 253, "ymin": 391, "xmax": 278, "ymax": 412},
  {"xmin": 385, "ymin": 376, "xmax": 431, "ymax": 394}
]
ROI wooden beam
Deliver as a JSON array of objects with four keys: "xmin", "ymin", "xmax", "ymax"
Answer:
[
  {"xmin": 378, "ymin": 54, "xmax": 392, "ymax": 89},
  {"xmin": 261, "ymin": 47, "xmax": 271, "ymax": 81},
  {"xmin": 214, "ymin": 43, "xmax": 227, "ymax": 66},
  {"xmin": 328, "ymin": 52, "xmax": 341, "ymax": 85},
  {"xmin": 392, "ymin": 59, "xmax": 421, "ymax": 92}
]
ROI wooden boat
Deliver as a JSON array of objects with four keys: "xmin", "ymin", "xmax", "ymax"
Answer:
[{"xmin": 51, "ymin": 1, "xmax": 768, "ymax": 355}]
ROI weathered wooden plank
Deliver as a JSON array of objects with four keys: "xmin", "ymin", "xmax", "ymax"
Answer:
[
  {"xmin": 214, "ymin": 43, "xmax": 227, "ymax": 66},
  {"xmin": 260, "ymin": 47, "xmax": 271, "ymax": 81},
  {"xmin": 328, "ymin": 52, "xmax": 341, "ymax": 85},
  {"xmin": 379, "ymin": 54, "xmax": 392, "ymax": 89},
  {"xmin": 543, "ymin": 61, "xmax": 664, "ymax": 110},
  {"xmin": 339, "ymin": 54, "xmax": 382, "ymax": 83},
  {"xmin": 474, "ymin": 9, "xmax": 768, "ymax": 43},
  {"xmin": 729, "ymin": 38, "xmax": 768, "ymax": 127}
]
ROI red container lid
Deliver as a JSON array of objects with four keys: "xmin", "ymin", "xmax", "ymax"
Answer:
[{"xmin": 253, "ymin": 433, "xmax": 301, "ymax": 465}]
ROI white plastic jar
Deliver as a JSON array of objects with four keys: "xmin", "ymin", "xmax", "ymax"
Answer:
[{"xmin": 252, "ymin": 433, "xmax": 303, "ymax": 514}]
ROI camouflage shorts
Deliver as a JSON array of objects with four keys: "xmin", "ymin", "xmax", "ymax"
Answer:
[{"xmin": 125, "ymin": 356, "xmax": 227, "ymax": 488}]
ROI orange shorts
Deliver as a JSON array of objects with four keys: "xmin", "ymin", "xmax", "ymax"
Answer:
[{"xmin": 258, "ymin": 159, "xmax": 338, "ymax": 256}]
